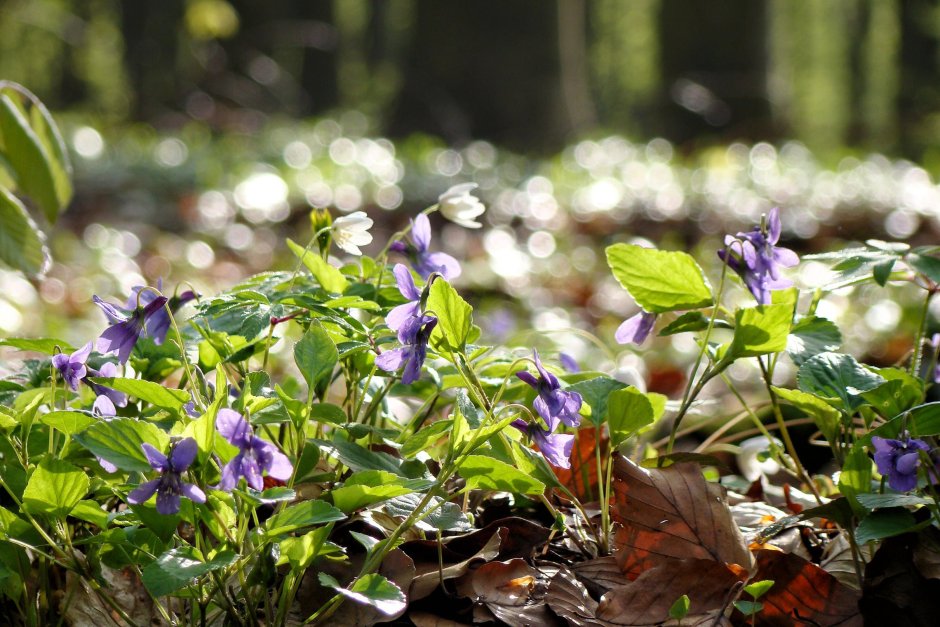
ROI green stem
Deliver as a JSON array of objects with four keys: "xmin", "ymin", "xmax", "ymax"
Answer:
[{"xmin": 911, "ymin": 289, "xmax": 935, "ymax": 378}]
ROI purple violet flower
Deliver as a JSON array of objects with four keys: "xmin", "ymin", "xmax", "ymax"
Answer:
[
  {"xmin": 376, "ymin": 314, "xmax": 438, "ymax": 385},
  {"xmin": 511, "ymin": 419, "xmax": 574, "ymax": 469},
  {"xmin": 615, "ymin": 311, "xmax": 658, "ymax": 346},
  {"xmin": 516, "ymin": 350, "xmax": 582, "ymax": 429},
  {"xmin": 872, "ymin": 434, "xmax": 933, "ymax": 492},
  {"xmin": 391, "ymin": 214, "xmax": 461, "ymax": 280},
  {"xmin": 86, "ymin": 361, "xmax": 129, "ymax": 407},
  {"xmin": 386, "ymin": 264, "xmax": 422, "ymax": 332},
  {"xmin": 126, "ymin": 282, "xmax": 197, "ymax": 345},
  {"xmin": 52, "ymin": 342, "xmax": 92, "ymax": 391},
  {"xmin": 216, "ymin": 409, "xmax": 293, "ymax": 491},
  {"xmin": 559, "ymin": 352, "xmax": 580, "ymax": 374},
  {"xmin": 127, "ymin": 438, "xmax": 206, "ymax": 515},
  {"xmin": 718, "ymin": 208, "xmax": 799, "ymax": 305},
  {"xmin": 94, "ymin": 294, "xmax": 168, "ymax": 364}
]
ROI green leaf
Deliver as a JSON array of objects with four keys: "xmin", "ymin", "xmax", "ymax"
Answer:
[
  {"xmin": 787, "ymin": 316, "xmax": 842, "ymax": 367},
  {"xmin": 605, "ymin": 243, "xmax": 713, "ymax": 313},
  {"xmin": 668, "ymin": 595, "xmax": 690, "ymax": 620},
  {"xmin": 384, "ymin": 492, "xmax": 472, "ymax": 532},
  {"xmin": 743, "ymin": 580, "xmax": 774, "ymax": 600},
  {"xmin": 0, "ymin": 92, "xmax": 69, "ymax": 223},
  {"xmin": 658, "ymin": 311, "xmax": 733, "ymax": 336},
  {"xmin": 141, "ymin": 547, "xmax": 237, "ymax": 597},
  {"xmin": 455, "ymin": 389, "xmax": 482, "ymax": 429},
  {"xmin": 69, "ymin": 500, "xmax": 109, "ymax": 529},
  {"xmin": 772, "ymin": 387, "xmax": 841, "ymax": 446},
  {"xmin": 733, "ymin": 600, "xmax": 764, "ymax": 616},
  {"xmin": 22, "ymin": 458, "xmax": 88, "ymax": 518},
  {"xmin": 869, "ymin": 402, "xmax": 940, "ymax": 440},
  {"xmin": 0, "ymin": 337, "xmax": 72, "ymax": 354},
  {"xmin": 294, "ymin": 325, "xmax": 339, "ymax": 391},
  {"xmin": 908, "ymin": 253, "xmax": 940, "ymax": 284},
  {"xmin": 265, "ymin": 499, "xmax": 345, "ymax": 536},
  {"xmin": 426, "ymin": 278, "xmax": 473, "ymax": 353},
  {"xmin": 838, "ymin": 443, "xmax": 872, "ymax": 516},
  {"xmin": 40, "ymin": 411, "xmax": 96, "ymax": 436},
  {"xmin": 856, "ymin": 493, "xmax": 932, "ymax": 510},
  {"xmin": 0, "ymin": 186, "xmax": 48, "ymax": 276},
  {"xmin": 855, "ymin": 508, "xmax": 920, "ymax": 545},
  {"xmin": 278, "ymin": 525, "xmax": 335, "ymax": 570},
  {"xmin": 74, "ymin": 418, "xmax": 170, "ymax": 473},
  {"xmin": 568, "ymin": 376, "xmax": 627, "ymax": 426},
  {"xmin": 309, "ymin": 403, "xmax": 347, "ymax": 425},
  {"xmin": 458, "ymin": 455, "xmax": 545, "ymax": 495},
  {"xmin": 330, "ymin": 471, "xmax": 414, "ymax": 513},
  {"xmin": 286, "ymin": 238, "xmax": 349, "ymax": 292},
  {"xmin": 873, "ymin": 259, "xmax": 895, "ymax": 286},
  {"xmin": 861, "ymin": 368, "xmax": 925, "ymax": 420},
  {"xmin": 88, "ymin": 378, "xmax": 190, "ymax": 414},
  {"xmin": 797, "ymin": 352, "xmax": 885, "ymax": 412},
  {"xmin": 401, "ymin": 419, "xmax": 453, "ymax": 458},
  {"xmin": 319, "ymin": 573, "xmax": 406, "ymax": 616},
  {"xmin": 607, "ymin": 387, "xmax": 655, "ymax": 448},
  {"xmin": 319, "ymin": 437, "xmax": 406, "ymax": 476},
  {"xmin": 723, "ymin": 303, "xmax": 792, "ymax": 360}
]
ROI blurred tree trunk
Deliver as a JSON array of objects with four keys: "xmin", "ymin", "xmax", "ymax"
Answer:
[
  {"xmin": 659, "ymin": 0, "xmax": 769, "ymax": 145},
  {"xmin": 860, "ymin": 0, "xmax": 900, "ymax": 150},
  {"xmin": 120, "ymin": 0, "xmax": 186, "ymax": 120},
  {"xmin": 388, "ymin": 0, "xmax": 573, "ymax": 150}
]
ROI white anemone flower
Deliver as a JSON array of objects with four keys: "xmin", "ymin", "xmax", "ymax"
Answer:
[
  {"xmin": 331, "ymin": 211, "xmax": 373, "ymax": 255},
  {"xmin": 437, "ymin": 183, "xmax": 485, "ymax": 229}
]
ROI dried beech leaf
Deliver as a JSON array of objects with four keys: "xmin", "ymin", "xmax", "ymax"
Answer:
[
  {"xmin": 753, "ymin": 549, "xmax": 862, "ymax": 626},
  {"xmin": 471, "ymin": 558, "xmax": 537, "ymax": 606},
  {"xmin": 595, "ymin": 558, "xmax": 745, "ymax": 626},
  {"xmin": 861, "ymin": 532, "xmax": 940, "ymax": 626},
  {"xmin": 572, "ymin": 556, "xmax": 629, "ymax": 596},
  {"xmin": 611, "ymin": 456, "xmax": 752, "ymax": 578},
  {"xmin": 319, "ymin": 549, "xmax": 416, "ymax": 626},
  {"xmin": 545, "ymin": 567, "xmax": 603, "ymax": 627},
  {"xmin": 912, "ymin": 526, "xmax": 940, "ymax": 580}
]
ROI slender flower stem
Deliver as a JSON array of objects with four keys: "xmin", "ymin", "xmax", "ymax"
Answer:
[{"xmin": 911, "ymin": 289, "xmax": 935, "ymax": 378}]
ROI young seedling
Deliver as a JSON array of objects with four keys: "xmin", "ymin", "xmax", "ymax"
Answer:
[{"xmin": 734, "ymin": 580, "xmax": 774, "ymax": 626}]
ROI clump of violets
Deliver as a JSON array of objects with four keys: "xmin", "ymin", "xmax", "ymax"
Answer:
[
  {"xmin": 127, "ymin": 438, "xmax": 206, "ymax": 515},
  {"xmin": 615, "ymin": 310, "xmax": 657, "ymax": 346},
  {"xmin": 94, "ymin": 294, "xmax": 168, "ymax": 363},
  {"xmin": 512, "ymin": 351, "xmax": 582, "ymax": 469},
  {"xmin": 718, "ymin": 207, "xmax": 798, "ymax": 304},
  {"xmin": 390, "ymin": 214, "xmax": 461, "ymax": 280},
  {"xmin": 516, "ymin": 350, "xmax": 582, "ymax": 429},
  {"xmin": 216, "ymin": 409, "xmax": 293, "ymax": 491},
  {"xmin": 872, "ymin": 434, "xmax": 934, "ymax": 492},
  {"xmin": 376, "ymin": 314, "xmax": 438, "ymax": 385}
]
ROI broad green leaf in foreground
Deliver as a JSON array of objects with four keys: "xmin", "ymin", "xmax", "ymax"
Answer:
[
  {"xmin": 74, "ymin": 418, "xmax": 170, "ymax": 473},
  {"xmin": 787, "ymin": 316, "xmax": 841, "ymax": 367},
  {"xmin": 294, "ymin": 324, "xmax": 339, "ymax": 391},
  {"xmin": 723, "ymin": 303, "xmax": 792, "ymax": 360},
  {"xmin": 40, "ymin": 410, "xmax": 97, "ymax": 436},
  {"xmin": 607, "ymin": 387, "xmax": 664, "ymax": 448},
  {"xmin": 605, "ymin": 243, "xmax": 713, "ymax": 313},
  {"xmin": 22, "ymin": 458, "xmax": 88, "ymax": 518},
  {"xmin": 426, "ymin": 278, "xmax": 473, "ymax": 353}
]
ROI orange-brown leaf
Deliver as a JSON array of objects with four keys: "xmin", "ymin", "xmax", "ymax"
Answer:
[
  {"xmin": 553, "ymin": 427, "xmax": 608, "ymax": 502},
  {"xmin": 751, "ymin": 549, "xmax": 862, "ymax": 626},
  {"xmin": 611, "ymin": 456, "xmax": 753, "ymax": 579}
]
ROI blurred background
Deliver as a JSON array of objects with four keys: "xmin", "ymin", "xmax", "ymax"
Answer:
[{"xmin": 2, "ymin": 0, "xmax": 939, "ymax": 408}]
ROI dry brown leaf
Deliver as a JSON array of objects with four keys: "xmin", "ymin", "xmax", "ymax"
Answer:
[
  {"xmin": 595, "ymin": 558, "xmax": 745, "ymax": 626},
  {"xmin": 611, "ymin": 456, "xmax": 753, "ymax": 579},
  {"xmin": 571, "ymin": 556, "xmax": 629, "ymax": 596},
  {"xmin": 63, "ymin": 564, "xmax": 162, "ymax": 627},
  {"xmin": 464, "ymin": 558, "xmax": 561, "ymax": 626},
  {"xmin": 752, "ymin": 549, "xmax": 862, "ymax": 626},
  {"xmin": 545, "ymin": 567, "xmax": 604, "ymax": 627},
  {"xmin": 409, "ymin": 611, "xmax": 472, "ymax": 627},
  {"xmin": 314, "ymin": 549, "xmax": 416, "ymax": 627}
]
